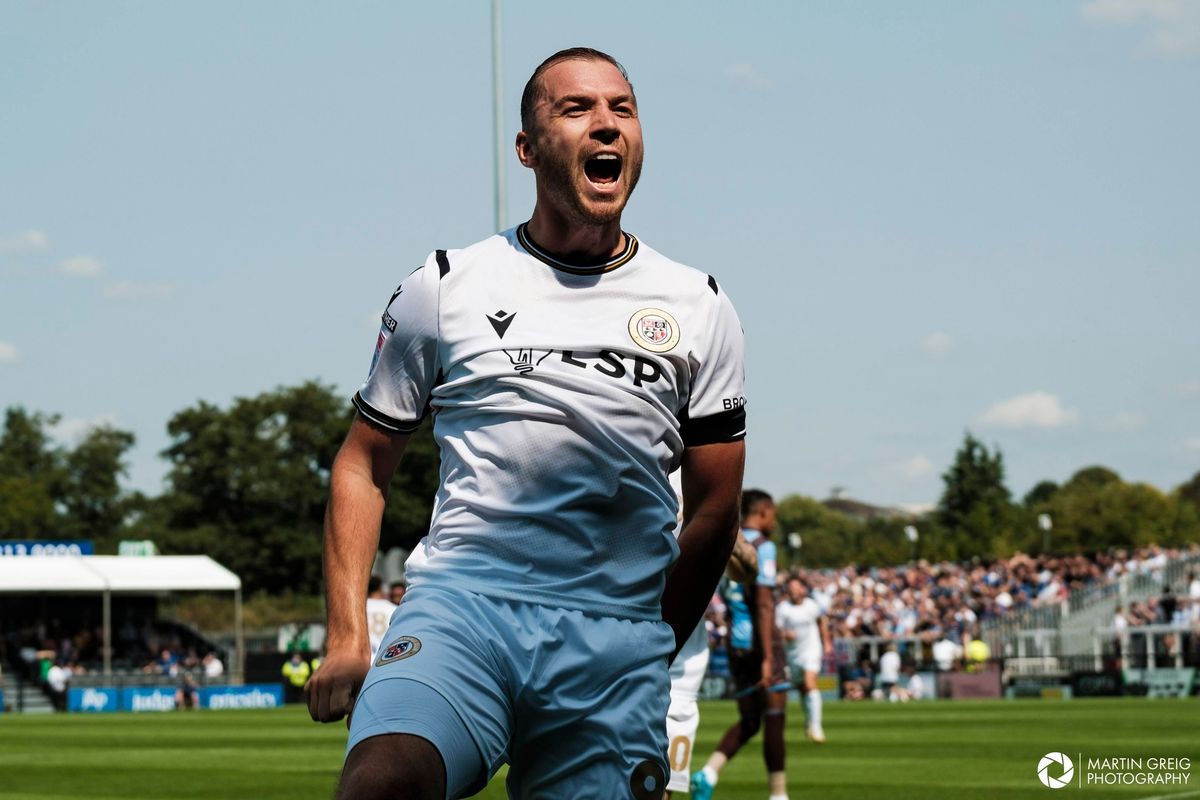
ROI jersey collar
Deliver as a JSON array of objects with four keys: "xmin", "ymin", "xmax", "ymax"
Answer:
[{"xmin": 517, "ymin": 223, "xmax": 638, "ymax": 275}]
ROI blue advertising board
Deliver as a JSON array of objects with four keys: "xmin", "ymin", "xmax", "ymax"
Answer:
[
  {"xmin": 200, "ymin": 683, "xmax": 283, "ymax": 709},
  {"xmin": 61, "ymin": 684, "xmax": 285, "ymax": 713},
  {"xmin": 68, "ymin": 687, "xmax": 119, "ymax": 713},
  {"xmin": 121, "ymin": 686, "xmax": 177, "ymax": 713},
  {"xmin": 0, "ymin": 539, "xmax": 94, "ymax": 557},
  {"xmin": 0, "ymin": 688, "xmax": 5, "ymax": 713}
]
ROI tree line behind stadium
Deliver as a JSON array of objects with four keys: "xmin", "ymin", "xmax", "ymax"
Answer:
[{"xmin": 2, "ymin": 380, "xmax": 1199, "ymax": 596}]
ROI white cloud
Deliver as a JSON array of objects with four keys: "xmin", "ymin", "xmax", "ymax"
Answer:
[
  {"xmin": 1081, "ymin": 0, "xmax": 1200, "ymax": 58},
  {"xmin": 102, "ymin": 281, "xmax": 175, "ymax": 300},
  {"xmin": 890, "ymin": 454, "xmax": 935, "ymax": 480},
  {"xmin": 49, "ymin": 414, "xmax": 118, "ymax": 445},
  {"xmin": 1184, "ymin": 436, "xmax": 1200, "ymax": 452},
  {"xmin": 979, "ymin": 391, "xmax": 1080, "ymax": 429},
  {"xmin": 1095, "ymin": 411, "xmax": 1147, "ymax": 433},
  {"xmin": 725, "ymin": 63, "xmax": 774, "ymax": 91},
  {"xmin": 922, "ymin": 332, "xmax": 954, "ymax": 358},
  {"xmin": 0, "ymin": 341, "xmax": 17, "ymax": 363},
  {"xmin": 59, "ymin": 255, "xmax": 105, "ymax": 278},
  {"xmin": 0, "ymin": 229, "xmax": 49, "ymax": 254}
]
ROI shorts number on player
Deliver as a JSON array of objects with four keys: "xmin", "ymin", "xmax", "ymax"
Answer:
[{"xmin": 668, "ymin": 735, "xmax": 692, "ymax": 772}]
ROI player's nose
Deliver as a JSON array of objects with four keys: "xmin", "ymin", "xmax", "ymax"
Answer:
[{"xmin": 590, "ymin": 109, "xmax": 620, "ymax": 144}]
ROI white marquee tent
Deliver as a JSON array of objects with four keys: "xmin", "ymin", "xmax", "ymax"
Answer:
[{"xmin": 0, "ymin": 555, "xmax": 244, "ymax": 676}]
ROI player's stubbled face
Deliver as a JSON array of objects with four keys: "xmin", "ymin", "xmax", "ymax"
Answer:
[{"xmin": 529, "ymin": 59, "xmax": 644, "ymax": 225}]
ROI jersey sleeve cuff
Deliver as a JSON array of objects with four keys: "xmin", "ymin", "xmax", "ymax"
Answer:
[
  {"xmin": 680, "ymin": 407, "xmax": 746, "ymax": 447},
  {"xmin": 352, "ymin": 392, "xmax": 424, "ymax": 434}
]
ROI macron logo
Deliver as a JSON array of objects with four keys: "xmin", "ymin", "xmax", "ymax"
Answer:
[{"xmin": 487, "ymin": 310, "xmax": 515, "ymax": 339}]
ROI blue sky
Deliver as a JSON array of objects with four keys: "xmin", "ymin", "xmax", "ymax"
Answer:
[{"xmin": 2, "ymin": 1, "xmax": 1198, "ymax": 509}]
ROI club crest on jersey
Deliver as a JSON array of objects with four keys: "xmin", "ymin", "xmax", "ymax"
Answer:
[
  {"xmin": 628, "ymin": 308, "xmax": 680, "ymax": 353},
  {"xmin": 375, "ymin": 635, "xmax": 422, "ymax": 666}
]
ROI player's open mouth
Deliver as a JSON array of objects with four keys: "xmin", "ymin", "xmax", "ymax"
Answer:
[{"xmin": 584, "ymin": 153, "xmax": 622, "ymax": 186}]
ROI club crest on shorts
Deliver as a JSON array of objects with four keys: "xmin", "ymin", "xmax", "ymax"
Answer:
[
  {"xmin": 628, "ymin": 308, "xmax": 680, "ymax": 353},
  {"xmin": 375, "ymin": 635, "xmax": 422, "ymax": 666}
]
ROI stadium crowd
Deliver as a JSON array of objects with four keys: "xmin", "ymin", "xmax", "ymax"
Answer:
[
  {"xmin": 0, "ymin": 615, "xmax": 225, "ymax": 710},
  {"xmin": 702, "ymin": 544, "xmax": 1200, "ymax": 686},
  {"xmin": 786, "ymin": 545, "xmax": 1198, "ymax": 646}
]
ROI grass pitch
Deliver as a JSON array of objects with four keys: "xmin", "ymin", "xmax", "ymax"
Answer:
[{"xmin": 1, "ymin": 698, "xmax": 1197, "ymax": 799}]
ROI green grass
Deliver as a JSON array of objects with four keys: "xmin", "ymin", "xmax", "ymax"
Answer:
[{"xmin": 1, "ymin": 699, "xmax": 1198, "ymax": 799}]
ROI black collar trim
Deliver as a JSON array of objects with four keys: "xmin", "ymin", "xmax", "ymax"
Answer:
[{"xmin": 517, "ymin": 223, "xmax": 638, "ymax": 275}]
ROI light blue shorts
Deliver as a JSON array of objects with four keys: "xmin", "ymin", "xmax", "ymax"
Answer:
[{"xmin": 347, "ymin": 584, "xmax": 675, "ymax": 799}]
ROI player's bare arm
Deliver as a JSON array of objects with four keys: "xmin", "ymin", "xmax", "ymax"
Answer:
[
  {"xmin": 756, "ymin": 583, "xmax": 777, "ymax": 686},
  {"xmin": 307, "ymin": 416, "xmax": 409, "ymax": 723},
  {"xmin": 662, "ymin": 440, "xmax": 745, "ymax": 660}
]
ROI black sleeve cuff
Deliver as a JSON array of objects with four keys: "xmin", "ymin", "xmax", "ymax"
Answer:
[
  {"xmin": 680, "ymin": 406, "xmax": 746, "ymax": 447},
  {"xmin": 352, "ymin": 392, "xmax": 424, "ymax": 434}
]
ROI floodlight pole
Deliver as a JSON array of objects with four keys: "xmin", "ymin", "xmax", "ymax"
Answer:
[
  {"xmin": 234, "ymin": 586, "xmax": 245, "ymax": 683},
  {"xmin": 102, "ymin": 588, "xmax": 112, "ymax": 677},
  {"xmin": 491, "ymin": 0, "xmax": 507, "ymax": 232},
  {"xmin": 1038, "ymin": 513, "xmax": 1053, "ymax": 555}
]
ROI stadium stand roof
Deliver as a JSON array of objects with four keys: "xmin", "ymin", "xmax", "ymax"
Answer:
[
  {"xmin": 0, "ymin": 555, "xmax": 244, "ymax": 677},
  {"xmin": 0, "ymin": 555, "xmax": 241, "ymax": 593}
]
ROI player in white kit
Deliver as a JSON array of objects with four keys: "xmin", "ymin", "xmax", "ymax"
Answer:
[
  {"xmin": 364, "ymin": 576, "xmax": 398, "ymax": 660},
  {"xmin": 775, "ymin": 575, "xmax": 831, "ymax": 742},
  {"xmin": 307, "ymin": 48, "xmax": 748, "ymax": 800},
  {"xmin": 664, "ymin": 475, "xmax": 759, "ymax": 797}
]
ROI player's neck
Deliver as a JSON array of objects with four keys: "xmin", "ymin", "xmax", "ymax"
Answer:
[{"xmin": 524, "ymin": 206, "xmax": 625, "ymax": 263}]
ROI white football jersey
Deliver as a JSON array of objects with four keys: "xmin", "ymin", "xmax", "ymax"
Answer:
[
  {"xmin": 365, "ymin": 597, "xmax": 398, "ymax": 658},
  {"xmin": 355, "ymin": 225, "xmax": 746, "ymax": 620},
  {"xmin": 776, "ymin": 596, "xmax": 822, "ymax": 658}
]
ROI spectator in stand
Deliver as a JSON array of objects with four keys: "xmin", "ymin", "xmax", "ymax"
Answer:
[
  {"xmin": 45, "ymin": 659, "xmax": 69, "ymax": 711},
  {"xmin": 1188, "ymin": 572, "xmax": 1200, "ymax": 600},
  {"xmin": 388, "ymin": 580, "xmax": 407, "ymax": 606},
  {"xmin": 202, "ymin": 652, "xmax": 224, "ymax": 681},
  {"xmin": 932, "ymin": 633, "xmax": 961, "ymax": 672},
  {"xmin": 877, "ymin": 644, "xmax": 901, "ymax": 701},
  {"xmin": 144, "ymin": 648, "xmax": 179, "ymax": 677},
  {"xmin": 1161, "ymin": 585, "xmax": 1178, "ymax": 624}
]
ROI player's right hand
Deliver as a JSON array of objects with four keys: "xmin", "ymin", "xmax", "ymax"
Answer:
[{"xmin": 305, "ymin": 650, "xmax": 369, "ymax": 723}]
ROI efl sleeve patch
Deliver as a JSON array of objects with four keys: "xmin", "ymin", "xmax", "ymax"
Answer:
[{"xmin": 354, "ymin": 251, "xmax": 442, "ymax": 430}]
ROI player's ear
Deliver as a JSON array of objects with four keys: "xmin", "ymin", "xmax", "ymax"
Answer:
[{"xmin": 516, "ymin": 130, "xmax": 537, "ymax": 168}]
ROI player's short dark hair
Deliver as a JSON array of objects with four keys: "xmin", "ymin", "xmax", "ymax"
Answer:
[
  {"xmin": 520, "ymin": 47, "xmax": 633, "ymax": 136},
  {"xmin": 741, "ymin": 489, "xmax": 774, "ymax": 520},
  {"xmin": 367, "ymin": 575, "xmax": 383, "ymax": 594}
]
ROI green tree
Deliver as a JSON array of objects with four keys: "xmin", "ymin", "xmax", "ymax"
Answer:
[
  {"xmin": 0, "ymin": 407, "xmax": 137, "ymax": 542},
  {"xmin": 154, "ymin": 381, "xmax": 440, "ymax": 593},
  {"xmin": 1176, "ymin": 470, "xmax": 1200, "ymax": 510},
  {"xmin": 1038, "ymin": 467, "xmax": 1198, "ymax": 552},
  {"xmin": 775, "ymin": 494, "xmax": 865, "ymax": 568},
  {"xmin": 935, "ymin": 432, "xmax": 1018, "ymax": 559},
  {"xmin": 60, "ymin": 425, "xmax": 136, "ymax": 546},
  {"xmin": 1023, "ymin": 480, "xmax": 1059, "ymax": 507}
]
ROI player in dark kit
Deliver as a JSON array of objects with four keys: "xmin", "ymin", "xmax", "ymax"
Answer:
[{"xmin": 691, "ymin": 490, "xmax": 791, "ymax": 800}]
